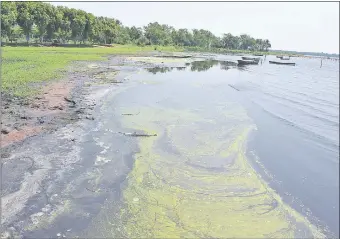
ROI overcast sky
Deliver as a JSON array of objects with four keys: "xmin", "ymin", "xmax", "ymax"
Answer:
[{"xmin": 51, "ymin": 2, "xmax": 339, "ymax": 54}]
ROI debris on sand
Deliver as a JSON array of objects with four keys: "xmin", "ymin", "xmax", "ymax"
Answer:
[
  {"xmin": 121, "ymin": 112, "xmax": 140, "ymax": 116},
  {"xmin": 64, "ymin": 97, "xmax": 76, "ymax": 105},
  {"xmin": 118, "ymin": 132, "xmax": 157, "ymax": 137},
  {"xmin": 1, "ymin": 127, "xmax": 11, "ymax": 134},
  {"xmin": 85, "ymin": 115, "xmax": 95, "ymax": 120},
  {"xmin": 155, "ymin": 54, "xmax": 192, "ymax": 58},
  {"xmin": 228, "ymin": 84, "xmax": 240, "ymax": 91}
]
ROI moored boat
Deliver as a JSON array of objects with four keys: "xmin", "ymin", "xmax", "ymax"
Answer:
[
  {"xmin": 269, "ymin": 61, "xmax": 295, "ymax": 66},
  {"xmin": 242, "ymin": 56, "xmax": 260, "ymax": 62},
  {"xmin": 238, "ymin": 59, "xmax": 259, "ymax": 65},
  {"xmin": 280, "ymin": 56, "xmax": 290, "ymax": 60}
]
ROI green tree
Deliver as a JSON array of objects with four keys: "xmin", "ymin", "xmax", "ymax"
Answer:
[
  {"xmin": 136, "ymin": 35, "xmax": 149, "ymax": 46},
  {"xmin": 7, "ymin": 25, "xmax": 23, "ymax": 43},
  {"xmin": 32, "ymin": 2, "xmax": 51, "ymax": 42},
  {"xmin": 16, "ymin": 2, "xmax": 35, "ymax": 43},
  {"xmin": 83, "ymin": 13, "xmax": 95, "ymax": 43},
  {"xmin": 222, "ymin": 33, "xmax": 239, "ymax": 49},
  {"xmin": 1, "ymin": 2, "xmax": 18, "ymax": 41},
  {"xmin": 172, "ymin": 28, "xmax": 193, "ymax": 46},
  {"xmin": 128, "ymin": 26, "xmax": 143, "ymax": 42},
  {"xmin": 70, "ymin": 10, "xmax": 87, "ymax": 43},
  {"xmin": 115, "ymin": 26, "xmax": 131, "ymax": 44},
  {"xmin": 192, "ymin": 29, "xmax": 217, "ymax": 48},
  {"xmin": 144, "ymin": 22, "xmax": 172, "ymax": 45},
  {"xmin": 239, "ymin": 34, "xmax": 256, "ymax": 50},
  {"xmin": 264, "ymin": 39, "xmax": 271, "ymax": 51}
]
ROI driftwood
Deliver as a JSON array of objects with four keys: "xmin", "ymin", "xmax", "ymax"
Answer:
[
  {"xmin": 121, "ymin": 112, "xmax": 140, "ymax": 116},
  {"xmin": 155, "ymin": 55, "xmax": 192, "ymax": 58},
  {"xmin": 228, "ymin": 84, "xmax": 240, "ymax": 91},
  {"xmin": 118, "ymin": 132, "xmax": 157, "ymax": 137},
  {"xmin": 64, "ymin": 97, "xmax": 76, "ymax": 105}
]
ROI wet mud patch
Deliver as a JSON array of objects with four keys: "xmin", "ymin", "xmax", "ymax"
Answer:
[{"xmin": 1, "ymin": 157, "xmax": 35, "ymax": 196}]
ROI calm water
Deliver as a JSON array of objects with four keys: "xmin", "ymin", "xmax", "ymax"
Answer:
[{"xmin": 121, "ymin": 55, "xmax": 339, "ymax": 236}]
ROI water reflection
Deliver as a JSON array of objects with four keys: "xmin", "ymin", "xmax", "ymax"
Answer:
[
  {"xmin": 220, "ymin": 60, "xmax": 239, "ymax": 71},
  {"xmin": 146, "ymin": 60, "xmax": 242, "ymax": 74},
  {"xmin": 146, "ymin": 66, "xmax": 172, "ymax": 74},
  {"xmin": 190, "ymin": 60, "xmax": 220, "ymax": 72}
]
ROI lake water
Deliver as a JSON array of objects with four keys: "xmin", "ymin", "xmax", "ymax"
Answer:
[
  {"xmin": 18, "ymin": 55, "xmax": 339, "ymax": 238},
  {"xmin": 78, "ymin": 55, "xmax": 338, "ymax": 238}
]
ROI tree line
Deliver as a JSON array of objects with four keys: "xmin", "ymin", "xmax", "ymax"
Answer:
[{"xmin": 1, "ymin": 2, "xmax": 271, "ymax": 51}]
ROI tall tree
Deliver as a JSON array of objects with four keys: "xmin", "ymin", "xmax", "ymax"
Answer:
[
  {"xmin": 70, "ymin": 10, "xmax": 87, "ymax": 43},
  {"xmin": 83, "ymin": 13, "xmax": 95, "ymax": 43},
  {"xmin": 144, "ymin": 22, "xmax": 172, "ymax": 45},
  {"xmin": 16, "ymin": 2, "xmax": 35, "ymax": 43},
  {"xmin": 222, "ymin": 33, "xmax": 239, "ymax": 49},
  {"xmin": 264, "ymin": 39, "xmax": 271, "ymax": 51},
  {"xmin": 0, "ymin": 2, "xmax": 18, "ymax": 41},
  {"xmin": 115, "ymin": 26, "xmax": 131, "ymax": 44},
  {"xmin": 33, "ymin": 2, "xmax": 51, "ymax": 42},
  {"xmin": 128, "ymin": 26, "xmax": 143, "ymax": 42}
]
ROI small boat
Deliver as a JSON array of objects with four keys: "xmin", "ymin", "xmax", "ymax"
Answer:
[
  {"xmin": 238, "ymin": 59, "xmax": 259, "ymax": 65},
  {"xmin": 276, "ymin": 56, "xmax": 283, "ymax": 59},
  {"xmin": 269, "ymin": 61, "xmax": 295, "ymax": 66},
  {"xmin": 280, "ymin": 56, "xmax": 290, "ymax": 60},
  {"xmin": 254, "ymin": 54, "xmax": 263, "ymax": 56},
  {"xmin": 242, "ymin": 56, "xmax": 260, "ymax": 62}
]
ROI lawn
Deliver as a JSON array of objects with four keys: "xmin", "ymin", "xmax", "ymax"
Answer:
[{"xmin": 1, "ymin": 45, "xmax": 183, "ymax": 97}]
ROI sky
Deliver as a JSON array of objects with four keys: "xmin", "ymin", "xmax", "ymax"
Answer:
[{"xmin": 51, "ymin": 2, "xmax": 339, "ymax": 54}]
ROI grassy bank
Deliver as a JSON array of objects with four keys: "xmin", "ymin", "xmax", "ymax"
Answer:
[{"xmin": 1, "ymin": 45, "xmax": 183, "ymax": 97}]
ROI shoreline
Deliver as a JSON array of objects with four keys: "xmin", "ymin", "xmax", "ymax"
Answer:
[
  {"xmin": 1, "ymin": 55, "xmax": 132, "ymax": 236},
  {"xmin": 1, "ymin": 53, "xmax": 190, "ymax": 237}
]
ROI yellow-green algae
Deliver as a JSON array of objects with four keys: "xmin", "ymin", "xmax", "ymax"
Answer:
[{"xmin": 88, "ymin": 104, "xmax": 325, "ymax": 238}]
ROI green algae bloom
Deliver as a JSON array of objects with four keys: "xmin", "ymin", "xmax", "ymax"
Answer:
[{"xmin": 108, "ymin": 104, "xmax": 325, "ymax": 238}]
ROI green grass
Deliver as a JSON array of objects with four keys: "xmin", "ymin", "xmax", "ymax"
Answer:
[{"xmin": 1, "ymin": 44, "xmax": 183, "ymax": 97}]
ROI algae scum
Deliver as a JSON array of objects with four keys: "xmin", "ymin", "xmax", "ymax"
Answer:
[{"xmin": 79, "ymin": 58, "xmax": 325, "ymax": 238}]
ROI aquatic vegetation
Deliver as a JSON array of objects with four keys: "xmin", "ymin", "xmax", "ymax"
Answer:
[
  {"xmin": 87, "ymin": 103, "xmax": 325, "ymax": 238},
  {"xmin": 83, "ymin": 103, "xmax": 324, "ymax": 238}
]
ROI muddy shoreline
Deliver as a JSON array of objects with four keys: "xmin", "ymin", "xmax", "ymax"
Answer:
[
  {"xmin": 0, "ymin": 54, "xmax": 133, "ymax": 237},
  {"xmin": 1, "ymin": 52, "xmax": 198, "ymax": 238}
]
